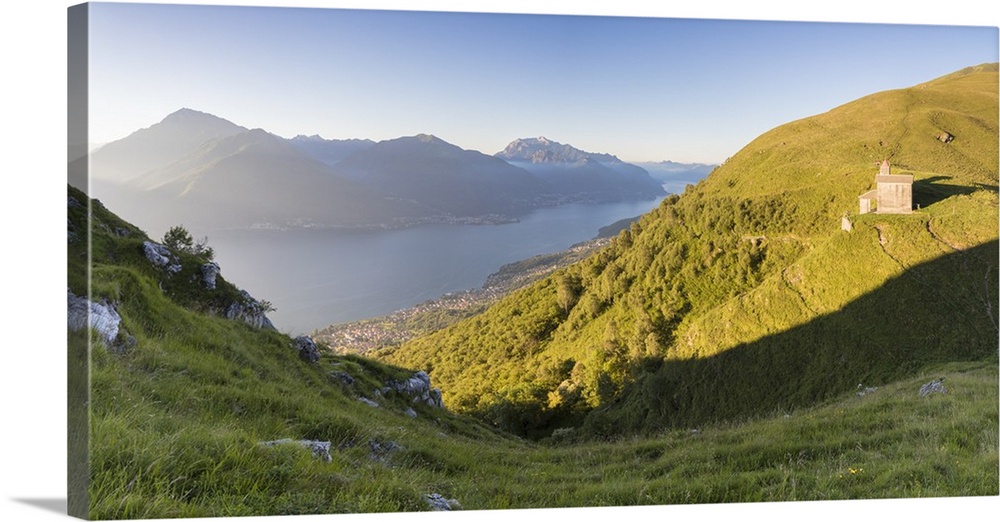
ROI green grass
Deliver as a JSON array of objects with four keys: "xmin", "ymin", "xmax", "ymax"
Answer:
[
  {"xmin": 70, "ymin": 64, "xmax": 1000, "ymax": 518},
  {"xmin": 73, "ymin": 187, "xmax": 998, "ymax": 518},
  {"xmin": 85, "ymin": 318, "xmax": 999, "ymax": 518}
]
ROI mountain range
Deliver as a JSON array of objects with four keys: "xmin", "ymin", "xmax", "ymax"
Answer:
[
  {"xmin": 497, "ymin": 137, "xmax": 668, "ymax": 202},
  {"xmin": 85, "ymin": 110, "xmax": 670, "ymax": 236},
  {"xmin": 69, "ymin": 64, "xmax": 998, "ymax": 519}
]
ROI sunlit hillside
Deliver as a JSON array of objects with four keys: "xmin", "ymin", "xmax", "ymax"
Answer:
[{"xmin": 380, "ymin": 64, "xmax": 999, "ymax": 439}]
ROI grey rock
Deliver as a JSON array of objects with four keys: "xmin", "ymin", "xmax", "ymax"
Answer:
[
  {"xmin": 142, "ymin": 241, "xmax": 181, "ymax": 274},
  {"xmin": 200, "ymin": 262, "xmax": 220, "ymax": 290},
  {"xmin": 330, "ymin": 371, "xmax": 355, "ymax": 386},
  {"xmin": 856, "ymin": 383, "xmax": 878, "ymax": 397},
  {"xmin": 224, "ymin": 290, "xmax": 275, "ymax": 330},
  {"xmin": 294, "ymin": 335, "xmax": 320, "ymax": 363},
  {"xmin": 919, "ymin": 378, "xmax": 947, "ymax": 397},
  {"xmin": 368, "ymin": 439, "xmax": 403, "ymax": 464},
  {"xmin": 67, "ymin": 218, "xmax": 78, "ymax": 243},
  {"xmin": 261, "ymin": 439, "xmax": 332, "ymax": 462},
  {"xmin": 424, "ymin": 493, "xmax": 461, "ymax": 511},
  {"xmin": 67, "ymin": 288, "xmax": 121, "ymax": 346},
  {"xmin": 550, "ymin": 427, "xmax": 575, "ymax": 441},
  {"xmin": 404, "ymin": 407, "xmax": 418, "ymax": 419},
  {"xmin": 68, "ymin": 195, "xmax": 83, "ymax": 208},
  {"xmin": 358, "ymin": 397, "xmax": 379, "ymax": 408},
  {"xmin": 390, "ymin": 371, "xmax": 444, "ymax": 408}
]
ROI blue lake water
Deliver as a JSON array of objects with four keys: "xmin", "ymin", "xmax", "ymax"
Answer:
[{"xmin": 209, "ymin": 197, "xmax": 664, "ymax": 334}]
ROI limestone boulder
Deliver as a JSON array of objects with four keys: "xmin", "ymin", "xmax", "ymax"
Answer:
[
  {"xmin": 224, "ymin": 290, "xmax": 275, "ymax": 330},
  {"xmin": 142, "ymin": 241, "xmax": 181, "ymax": 274},
  {"xmin": 294, "ymin": 335, "xmax": 320, "ymax": 363},
  {"xmin": 67, "ymin": 289, "xmax": 120, "ymax": 345},
  {"xmin": 919, "ymin": 378, "xmax": 947, "ymax": 397},
  {"xmin": 260, "ymin": 439, "xmax": 332, "ymax": 462},
  {"xmin": 424, "ymin": 493, "xmax": 461, "ymax": 511},
  {"xmin": 390, "ymin": 370, "xmax": 444, "ymax": 408},
  {"xmin": 201, "ymin": 262, "xmax": 221, "ymax": 290}
]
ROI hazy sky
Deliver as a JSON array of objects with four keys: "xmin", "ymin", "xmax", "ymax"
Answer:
[{"xmin": 86, "ymin": 1, "xmax": 998, "ymax": 163}]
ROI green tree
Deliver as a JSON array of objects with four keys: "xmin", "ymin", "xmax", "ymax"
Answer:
[
  {"xmin": 163, "ymin": 225, "xmax": 215, "ymax": 261},
  {"xmin": 555, "ymin": 273, "xmax": 583, "ymax": 315}
]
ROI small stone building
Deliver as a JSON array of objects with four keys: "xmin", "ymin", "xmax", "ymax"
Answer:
[{"xmin": 858, "ymin": 160, "xmax": 913, "ymax": 214}]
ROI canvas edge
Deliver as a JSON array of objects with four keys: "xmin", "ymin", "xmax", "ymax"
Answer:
[{"xmin": 67, "ymin": 3, "xmax": 91, "ymax": 519}]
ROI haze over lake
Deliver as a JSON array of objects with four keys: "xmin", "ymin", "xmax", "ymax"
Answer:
[{"xmin": 209, "ymin": 197, "xmax": 665, "ymax": 334}]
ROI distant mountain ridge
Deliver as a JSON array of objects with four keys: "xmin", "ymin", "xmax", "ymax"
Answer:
[
  {"xmin": 635, "ymin": 160, "xmax": 717, "ymax": 194},
  {"xmin": 496, "ymin": 137, "xmax": 666, "ymax": 202},
  {"xmin": 288, "ymin": 134, "xmax": 376, "ymax": 165},
  {"xmin": 334, "ymin": 134, "xmax": 552, "ymax": 218},
  {"xmin": 90, "ymin": 108, "xmax": 247, "ymax": 183},
  {"xmin": 86, "ymin": 110, "xmax": 669, "ymax": 235},
  {"xmin": 124, "ymin": 128, "xmax": 421, "ymax": 231}
]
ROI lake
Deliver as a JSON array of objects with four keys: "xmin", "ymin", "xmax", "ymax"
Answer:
[{"xmin": 209, "ymin": 197, "xmax": 665, "ymax": 334}]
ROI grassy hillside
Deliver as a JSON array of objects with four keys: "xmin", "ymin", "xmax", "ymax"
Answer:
[
  {"xmin": 68, "ymin": 64, "xmax": 997, "ymax": 519},
  {"xmin": 69, "ymin": 184, "xmax": 526, "ymax": 518},
  {"xmin": 380, "ymin": 64, "xmax": 999, "ymax": 439},
  {"xmin": 67, "ymin": 187, "xmax": 999, "ymax": 517}
]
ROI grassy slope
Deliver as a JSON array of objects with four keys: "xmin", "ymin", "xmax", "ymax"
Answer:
[
  {"xmin": 70, "ymin": 64, "xmax": 998, "ymax": 519},
  {"xmin": 380, "ymin": 64, "xmax": 999, "ymax": 438},
  {"xmin": 71, "ymin": 186, "xmax": 523, "ymax": 518},
  {"xmin": 73, "ymin": 256, "xmax": 1000, "ymax": 518},
  {"xmin": 69, "ymin": 198, "xmax": 1000, "ymax": 516}
]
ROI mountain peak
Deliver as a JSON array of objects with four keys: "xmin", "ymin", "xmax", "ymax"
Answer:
[
  {"xmin": 496, "ymin": 136, "xmax": 589, "ymax": 164},
  {"xmin": 292, "ymin": 134, "xmax": 325, "ymax": 141},
  {"xmin": 414, "ymin": 133, "xmax": 439, "ymax": 143},
  {"xmin": 91, "ymin": 109, "xmax": 248, "ymax": 183},
  {"xmin": 161, "ymin": 107, "xmax": 224, "ymax": 123}
]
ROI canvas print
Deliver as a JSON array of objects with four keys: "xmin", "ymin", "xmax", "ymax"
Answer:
[{"xmin": 67, "ymin": 1, "xmax": 999, "ymax": 519}]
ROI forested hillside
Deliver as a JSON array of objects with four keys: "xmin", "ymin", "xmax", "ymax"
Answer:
[{"xmin": 380, "ymin": 64, "xmax": 1000, "ymax": 439}]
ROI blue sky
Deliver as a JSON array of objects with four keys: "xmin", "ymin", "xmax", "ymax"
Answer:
[{"xmin": 86, "ymin": 2, "xmax": 997, "ymax": 163}]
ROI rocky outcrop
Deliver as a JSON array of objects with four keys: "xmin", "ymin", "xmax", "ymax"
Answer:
[
  {"xmin": 919, "ymin": 378, "xmax": 947, "ymax": 397},
  {"xmin": 330, "ymin": 371, "xmax": 355, "ymax": 386},
  {"xmin": 201, "ymin": 262, "xmax": 221, "ymax": 290},
  {"xmin": 67, "ymin": 217, "xmax": 78, "ymax": 243},
  {"xmin": 294, "ymin": 335, "xmax": 320, "ymax": 363},
  {"xmin": 855, "ymin": 384, "xmax": 878, "ymax": 397},
  {"xmin": 224, "ymin": 290, "xmax": 275, "ymax": 330},
  {"xmin": 424, "ymin": 493, "xmax": 461, "ymax": 511},
  {"xmin": 260, "ymin": 439, "xmax": 332, "ymax": 462},
  {"xmin": 390, "ymin": 371, "xmax": 444, "ymax": 408},
  {"xmin": 367, "ymin": 439, "xmax": 403, "ymax": 464},
  {"xmin": 67, "ymin": 289, "xmax": 121, "ymax": 345},
  {"xmin": 142, "ymin": 241, "xmax": 181, "ymax": 274},
  {"xmin": 67, "ymin": 289, "xmax": 134, "ymax": 352}
]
